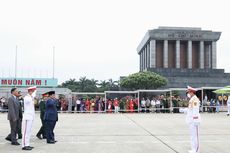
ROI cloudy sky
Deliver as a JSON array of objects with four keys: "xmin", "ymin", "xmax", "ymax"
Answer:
[{"xmin": 0, "ymin": 0, "xmax": 229, "ymax": 84}]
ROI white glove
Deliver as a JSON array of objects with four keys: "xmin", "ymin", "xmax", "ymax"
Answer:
[
  {"xmin": 179, "ymin": 108, "xmax": 188, "ymax": 113},
  {"xmin": 32, "ymin": 90, "xmax": 37, "ymax": 98}
]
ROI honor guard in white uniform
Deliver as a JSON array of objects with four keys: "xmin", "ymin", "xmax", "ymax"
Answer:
[
  {"xmin": 180, "ymin": 86, "xmax": 201, "ymax": 153},
  {"xmin": 22, "ymin": 86, "xmax": 37, "ymax": 151}
]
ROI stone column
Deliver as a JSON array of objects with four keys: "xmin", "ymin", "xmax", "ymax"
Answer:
[
  {"xmin": 145, "ymin": 47, "xmax": 147, "ymax": 70},
  {"xmin": 199, "ymin": 41, "xmax": 204, "ymax": 69},
  {"xmin": 149, "ymin": 40, "xmax": 156, "ymax": 68},
  {"xmin": 140, "ymin": 53, "xmax": 142, "ymax": 71},
  {"xmin": 176, "ymin": 40, "xmax": 180, "ymax": 68},
  {"xmin": 212, "ymin": 41, "xmax": 217, "ymax": 69},
  {"xmin": 141, "ymin": 50, "xmax": 144, "ymax": 71},
  {"xmin": 163, "ymin": 40, "xmax": 168, "ymax": 68},
  {"xmin": 147, "ymin": 44, "xmax": 150, "ymax": 68},
  {"xmin": 143, "ymin": 49, "xmax": 145, "ymax": 70},
  {"xmin": 187, "ymin": 40, "xmax": 192, "ymax": 69}
]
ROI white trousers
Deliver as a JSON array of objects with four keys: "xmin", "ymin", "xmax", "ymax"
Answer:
[
  {"xmin": 114, "ymin": 106, "xmax": 119, "ymax": 113},
  {"xmin": 22, "ymin": 120, "xmax": 33, "ymax": 148},
  {"xmin": 189, "ymin": 123, "xmax": 200, "ymax": 153},
  {"xmin": 227, "ymin": 106, "xmax": 230, "ymax": 114}
]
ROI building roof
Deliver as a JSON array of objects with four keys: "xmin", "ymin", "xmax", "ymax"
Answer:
[{"xmin": 137, "ymin": 26, "xmax": 221, "ymax": 53}]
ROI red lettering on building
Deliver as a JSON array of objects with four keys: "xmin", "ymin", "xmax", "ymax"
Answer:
[
  {"xmin": 18, "ymin": 80, "xmax": 23, "ymax": 85},
  {"xmin": 8, "ymin": 80, "xmax": 12, "ymax": 85},
  {"xmin": 13, "ymin": 79, "xmax": 17, "ymax": 85},
  {"xmin": 26, "ymin": 80, "xmax": 30, "ymax": 85},
  {"xmin": 31, "ymin": 79, "xmax": 35, "ymax": 85},
  {"xmin": 1, "ymin": 80, "xmax": 7, "ymax": 85},
  {"xmin": 36, "ymin": 80, "xmax": 41, "ymax": 85}
]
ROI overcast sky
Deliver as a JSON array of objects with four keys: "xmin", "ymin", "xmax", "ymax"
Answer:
[{"xmin": 0, "ymin": 0, "xmax": 229, "ymax": 84}]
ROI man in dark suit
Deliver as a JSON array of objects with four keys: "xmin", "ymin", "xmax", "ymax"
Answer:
[
  {"xmin": 44, "ymin": 91, "xmax": 58, "ymax": 144},
  {"xmin": 36, "ymin": 92, "xmax": 48, "ymax": 139},
  {"xmin": 17, "ymin": 91, "xmax": 23, "ymax": 139},
  {"xmin": 5, "ymin": 88, "xmax": 20, "ymax": 145}
]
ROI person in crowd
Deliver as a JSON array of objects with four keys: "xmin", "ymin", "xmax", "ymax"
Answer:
[
  {"xmin": 96, "ymin": 97, "xmax": 100, "ymax": 112},
  {"xmin": 114, "ymin": 98, "xmax": 119, "ymax": 113},
  {"xmin": 36, "ymin": 92, "xmax": 48, "ymax": 140},
  {"xmin": 44, "ymin": 91, "xmax": 58, "ymax": 144},
  {"xmin": 80, "ymin": 98, "xmax": 85, "ymax": 112},
  {"xmin": 126, "ymin": 97, "xmax": 129, "ymax": 111},
  {"xmin": 172, "ymin": 96, "xmax": 179, "ymax": 113},
  {"xmin": 56, "ymin": 98, "xmax": 61, "ymax": 111},
  {"xmin": 107, "ymin": 99, "xmax": 113, "ymax": 113},
  {"xmin": 76, "ymin": 98, "xmax": 81, "ymax": 112},
  {"xmin": 145, "ymin": 98, "xmax": 151, "ymax": 113},
  {"xmin": 129, "ymin": 99, "xmax": 134, "ymax": 113},
  {"xmin": 140, "ymin": 98, "xmax": 146, "ymax": 113},
  {"xmin": 5, "ymin": 88, "xmax": 21, "ymax": 146},
  {"xmin": 210, "ymin": 99, "xmax": 215, "ymax": 113},
  {"xmin": 0, "ymin": 97, "xmax": 3, "ymax": 112},
  {"xmin": 206, "ymin": 100, "xmax": 210, "ymax": 112},
  {"xmin": 91, "ymin": 99, "xmax": 96, "ymax": 112},
  {"xmin": 216, "ymin": 99, "xmax": 220, "ymax": 113},
  {"xmin": 101, "ymin": 98, "xmax": 105, "ymax": 111},
  {"xmin": 202, "ymin": 94, "xmax": 208, "ymax": 112},
  {"xmin": 61, "ymin": 97, "xmax": 68, "ymax": 111},
  {"xmin": 85, "ymin": 98, "xmax": 90, "ymax": 112},
  {"xmin": 160, "ymin": 95, "xmax": 168, "ymax": 113},
  {"xmin": 150, "ymin": 97, "xmax": 156, "ymax": 113},
  {"xmin": 22, "ymin": 86, "xmax": 37, "ymax": 150},
  {"xmin": 156, "ymin": 97, "xmax": 161, "ymax": 113},
  {"xmin": 227, "ymin": 95, "xmax": 230, "ymax": 116}
]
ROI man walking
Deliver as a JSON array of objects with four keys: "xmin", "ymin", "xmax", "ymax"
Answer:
[
  {"xmin": 44, "ymin": 91, "xmax": 58, "ymax": 144},
  {"xmin": 36, "ymin": 92, "xmax": 48, "ymax": 139},
  {"xmin": 22, "ymin": 86, "xmax": 37, "ymax": 151},
  {"xmin": 5, "ymin": 88, "xmax": 20, "ymax": 146}
]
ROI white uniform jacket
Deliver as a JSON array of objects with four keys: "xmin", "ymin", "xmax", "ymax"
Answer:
[
  {"xmin": 186, "ymin": 95, "xmax": 201, "ymax": 124},
  {"xmin": 23, "ymin": 94, "xmax": 35, "ymax": 121}
]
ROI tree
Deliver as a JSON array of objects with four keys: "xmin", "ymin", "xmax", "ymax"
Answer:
[
  {"xmin": 59, "ymin": 78, "xmax": 79, "ymax": 91},
  {"xmin": 120, "ymin": 71, "xmax": 167, "ymax": 90},
  {"xmin": 59, "ymin": 77, "xmax": 120, "ymax": 92}
]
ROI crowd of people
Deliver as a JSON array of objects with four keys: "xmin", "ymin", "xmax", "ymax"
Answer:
[{"xmin": 1, "ymin": 93, "xmax": 230, "ymax": 114}]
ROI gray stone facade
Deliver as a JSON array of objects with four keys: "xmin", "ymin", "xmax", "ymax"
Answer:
[{"xmin": 137, "ymin": 27, "xmax": 230, "ymax": 88}]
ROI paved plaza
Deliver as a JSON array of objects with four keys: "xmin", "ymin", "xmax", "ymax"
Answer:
[{"xmin": 0, "ymin": 113, "xmax": 230, "ymax": 153}]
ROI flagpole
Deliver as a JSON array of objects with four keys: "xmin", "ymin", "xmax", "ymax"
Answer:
[
  {"xmin": 53, "ymin": 46, "xmax": 55, "ymax": 79},
  {"xmin": 15, "ymin": 45, "xmax": 18, "ymax": 78}
]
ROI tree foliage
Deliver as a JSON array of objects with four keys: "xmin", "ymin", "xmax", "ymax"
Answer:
[
  {"xmin": 59, "ymin": 77, "xmax": 119, "ymax": 92},
  {"xmin": 120, "ymin": 71, "xmax": 167, "ymax": 90}
]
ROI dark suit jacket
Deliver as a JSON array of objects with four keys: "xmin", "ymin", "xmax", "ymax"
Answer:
[
  {"xmin": 39, "ymin": 100, "xmax": 46, "ymax": 120},
  {"xmin": 7, "ymin": 95, "xmax": 20, "ymax": 121},
  {"xmin": 44, "ymin": 98, "xmax": 58, "ymax": 122}
]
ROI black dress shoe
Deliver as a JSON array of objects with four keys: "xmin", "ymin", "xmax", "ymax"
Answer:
[
  {"xmin": 28, "ymin": 146, "xmax": 34, "ymax": 149},
  {"xmin": 5, "ymin": 137, "xmax": 11, "ymax": 142},
  {"xmin": 22, "ymin": 146, "xmax": 32, "ymax": 150},
  {"xmin": 43, "ymin": 137, "xmax": 47, "ymax": 139},
  {"xmin": 36, "ymin": 135, "xmax": 42, "ymax": 140},
  {"xmin": 12, "ymin": 142, "xmax": 20, "ymax": 145},
  {"xmin": 47, "ymin": 141, "xmax": 55, "ymax": 144}
]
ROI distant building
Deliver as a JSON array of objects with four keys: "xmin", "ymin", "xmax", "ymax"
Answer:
[{"xmin": 137, "ymin": 26, "xmax": 230, "ymax": 88}]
